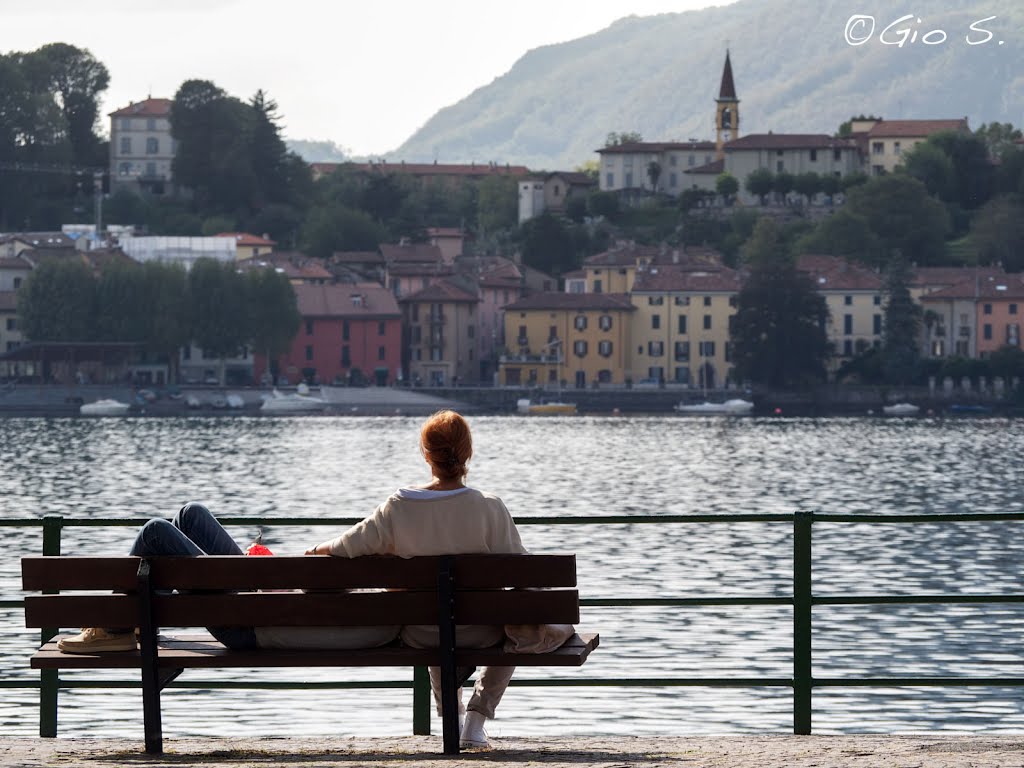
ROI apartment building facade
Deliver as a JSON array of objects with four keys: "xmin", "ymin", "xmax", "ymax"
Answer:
[{"xmin": 109, "ymin": 98, "xmax": 176, "ymax": 195}]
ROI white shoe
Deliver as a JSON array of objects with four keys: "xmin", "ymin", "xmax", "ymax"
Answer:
[{"xmin": 460, "ymin": 710, "xmax": 490, "ymax": 749}]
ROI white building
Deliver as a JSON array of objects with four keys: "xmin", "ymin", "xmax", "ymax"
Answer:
[{"xmin": 108, "ymin": 98, "xmax": 176, "ymax": 195}]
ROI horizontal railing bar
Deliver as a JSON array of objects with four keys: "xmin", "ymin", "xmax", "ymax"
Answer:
[
  {"xmin": 0, "ymin": 600, "xmax": 23, "ymax": 609},
  {"xmin": 8, "ymin": 512, "xmax": 1024, "ymax": 529},
  {"xmin": 582, "ymin": 597, "xmax": 792, "ymax": 607},
  {"xmin": 816, "ymin": 595, "xmax": 1024, "ymax": 605},
  {"xmin": 815, "ymin": 677, "xmax": 1024, "ymax": 687}
]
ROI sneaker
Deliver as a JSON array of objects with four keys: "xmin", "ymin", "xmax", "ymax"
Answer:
[
  {"xmin": 57, "ymin": 628, "xmax": 137, "ymax": 654},
  {"xmin": 460, "ymin": 710, "xmax": 490, "ymax": 750}
]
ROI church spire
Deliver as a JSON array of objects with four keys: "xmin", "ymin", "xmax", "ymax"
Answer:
[
  {"xmin": 715, "ymin": 49, "xmax": 740, "ymax": 159},
  {"xmin": 718, "ymin": 49, "xmax": 737, "ymax": 100}
]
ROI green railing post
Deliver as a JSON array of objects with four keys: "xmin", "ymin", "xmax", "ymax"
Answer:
[
  {"xmin": 40, "ymin": 514, "xmax": 63, "ymax": 738},
  {"xmin": 413, "ymin": 666, "xmax": 431, "ymax": 735},
  {"xmin": 793, "ymin": 510, "xmax": 813, "ymax": 735}
]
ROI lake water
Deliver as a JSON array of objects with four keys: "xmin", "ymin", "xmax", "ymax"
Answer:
[{"xmin": 3, "ymin": 414, "xmax": 1024, "ymax": 739}]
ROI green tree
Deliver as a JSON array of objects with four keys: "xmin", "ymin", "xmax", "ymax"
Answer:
[
  {"xmin": 520, "ymin": 213, "xmax": 576, "ymax": 276},
  {"xmin": 819, "ymin": 173, "xmax": 840, "ymax": 201},
  {"xmin": 26, "ymin": 43, "xmax": 109, "ymax": 167},
  {"xmin": 880, "ymin": 254, "xmax": 921, "ymax": 385},
  {"xmin": 187, "ymin": 258, "xmax": 249, "ymax": 384},
  {"xmin": 17, "ymin": 259, "xmax": 96, "ymax": 341},
  {"xmin": 246, "ymin": 267, "xmax": 301, "ymax": 367},
  {"xmin": 477, "ymin": 175, "xmax": 517, "ymax": 235},
  {"xmin": 140, "ymin": 261, "xmax": 190, "ymax": 382},
  {"xmin": 793, "ymin": 172, "xmax": 822, "ymax": 206},
  {"xmin": 731, "ymin": 219, "xmax": 830, "ymax": 388},
  {"xmin": 772, "ymin": 172, "xmax": 794, "ymax": 204},
  {"xmin": 975, "ymin": 122, "xmax": 1023, "ymax": 160},
  {"xmin": 745, "ymin": 168, "xmax": 773, "ymax": 205},
  {"xmin": 846, "ymin": 175, "xmax": 949, "ymax": 266},
  {"xmin": 646, "ymin": 160, "xmax": 662, "ymax": 191},
  {"xmin": 902, "ymin": 142, "xmax": 956, "ymax": 201},
  {"xmin": 587, "ymin": 190, "xmax": 619, "ymax": 220},
  {"xmin": 93, "ymin": 261, "xmax": 148, "ymax": 342},
  {"xmin": 970, "ymin": 195, "xmax": 1024, "ymax": 271},
  {"xmin": 715, "ymin": 172, "xmax": 739, "ymax": 203},
  {"xmin": 796, "ymin": 209, "xmax": 883, "ymax": 267},
  {"xmin": 604, "ymin": 131, "xmax": 643, "ymax": 147},
  {"xmin": 925, "ymin": 130, "xmax": 994, "ymax": 210},
  {"xmin": 300, "ymin": 203, "xmax": 384, "ymax": 258}
]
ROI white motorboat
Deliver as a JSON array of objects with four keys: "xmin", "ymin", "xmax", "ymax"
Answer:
[
  {"xmin": 80, "ymin": 399, "xmax": 132, "ymax": 416},
  {"xmin": 675, "ymin": 398, "xmax": 754, "ymax": 415},
  {"xmin": 225, "ymin": 394, "xmax": 245, "ymax": 409},
  {"xmin": 261, "ymin": 389, "xmax": 329, "ymax": 414},
  {"xmin": 883, "ymin": 402, "xmax": 920, "ymax": 416},
  {"xmin": 516, "ymin": 398, "xmax": 577, "ymax": 416}
]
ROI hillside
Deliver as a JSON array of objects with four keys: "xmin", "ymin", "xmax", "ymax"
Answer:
[{"xmin": 387, "ymin": 0, "xmax": 1024, "ymax": 170}]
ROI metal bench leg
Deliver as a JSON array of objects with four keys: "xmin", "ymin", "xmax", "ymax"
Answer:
[
  {"xmin": 437, "ymin": 557, "xmax": 460, "ymax": 755},
  {"xmin": 138, "ymin": 559, "xmax": 163, "ymax": 754}
]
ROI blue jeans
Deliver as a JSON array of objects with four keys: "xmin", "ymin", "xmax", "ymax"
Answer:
[{"xmin": 129, "ymin": 502, "xmax": 259, "ymax": 650}]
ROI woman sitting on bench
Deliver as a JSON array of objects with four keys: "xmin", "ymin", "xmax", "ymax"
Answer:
[{"xmin": 59, "ymin": 409, "xmax": 571, "ymax": 750}]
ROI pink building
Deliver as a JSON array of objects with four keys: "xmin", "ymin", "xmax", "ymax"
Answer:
[{"xmin": 258, "ymin": 282, "xmax": 402, "ymax": 386}]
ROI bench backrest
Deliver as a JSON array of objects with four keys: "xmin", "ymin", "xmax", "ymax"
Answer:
[{"xmin": 22, "ymin": 554, "xmax": 579, "ymax": 629}]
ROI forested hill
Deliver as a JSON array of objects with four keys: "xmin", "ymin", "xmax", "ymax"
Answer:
[{"xmin": 388, "ymin": 0, "xmax": 1023, "ymax": 170}]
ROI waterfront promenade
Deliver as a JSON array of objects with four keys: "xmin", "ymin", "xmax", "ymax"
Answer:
[{"xmin": 2, "ymin": 734, "xmax": 1023, "ymax": 767}]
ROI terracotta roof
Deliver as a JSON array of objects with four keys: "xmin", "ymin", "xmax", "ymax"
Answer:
[
  {"xmin": 399, "ymin": 280, "xmax": 478, "ymax": 304},
  {"xmin": 866, "ymin": 119, "xmax": 969, "ymax": 138},
  {"xmin": 585, "ymin": 243, "xmax": 660, "ymax": 267},
  {"xmin": 380, "ymin": 242, "xmax": 443, "ymax": 264},
  {"xmin": 215, "ymin": 232, "xmax": 276, "ymax": 247},
  {"xmin": 796, "ymin": 254, "xmax": 883, "ymax": 291},
  {"xmin": 0, "ymin": 290, "xmax": 17, "ymax": 311},
  {"xmin": 597, "ymin": 141, "xmax": 717, "ymax": 154},
  {"xmin": 426, "ymin": 227, "xmax": 465, "ymax": 238},
  {"xmin": 294, "ymin": 283, "xmax": 400, "ymax": 318},
  {"xmin": 718, "ymin": 50, "xmax": 737, "ymax": 100},
  {"xmin": 109, "ymin": 98, "xmax": 172, "ymax": 118},
  {"xmin": 921, "ymin": 274, "xmax": 1024, "ymax": 300},
  {"xmin": 311, "ymin": 161, "xmax": 530, "ymax": 178},
  {"xmin": 632, "ymin": 264, "xmax": 741, "ymax": 292},
  {"xmin": 242, "ymin": 252, "xmax": 332, "ymax": 281},
  {"xmin": 478, "ymin": 258, "xmax": 523, "ymax": 287},
  {"xmin": 725, "ymin": 134, "xmax": 859, "ymax": 151},
  {"xmin": 0, "ymin": 232, "xmax": 75, "ymax": 248},
  {"xmin": 686, "ymin": 158, "xmax": 725, "ymax": 175},
  {"xmin": 331, "ymin": 251, "xmax": 383, "ymax": 265},
  {"xmin": 912, "ymin": 266, "xmax": 1004, "ymax": 289},
  {"xmin": 387, "ymin": 263, "xmax": 455, "ymax": 278},
  {"xmin": 504, "ymin": 292, "xmax": 636, "ymax": 311},
  {"xmin": 0, "ymin": 255, "xmax": 31, "ymax": 270}
]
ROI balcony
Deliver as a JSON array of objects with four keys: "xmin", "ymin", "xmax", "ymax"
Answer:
[{"xmin": 498, "ymin": 354, "xmax": 560, "ymax": 364}]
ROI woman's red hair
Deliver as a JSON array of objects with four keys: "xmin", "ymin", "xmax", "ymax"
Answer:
[{"xmin": 420, "ymin": 410, "xmax": 472, "ymax": 481}]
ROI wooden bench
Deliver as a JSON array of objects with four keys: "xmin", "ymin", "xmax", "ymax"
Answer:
[{"xmin": 22, "ymin": 553, "xmax": 599, "ymax": 755}]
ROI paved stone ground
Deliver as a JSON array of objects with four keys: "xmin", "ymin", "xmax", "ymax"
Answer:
[{"xmin": 3, "ymin": 735, "xmax": 1024, "ymax": 767}]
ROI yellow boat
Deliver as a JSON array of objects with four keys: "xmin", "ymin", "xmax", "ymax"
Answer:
[{"xmin": 517, "ymin": 398, "xmax": 577, "ymax": 416}]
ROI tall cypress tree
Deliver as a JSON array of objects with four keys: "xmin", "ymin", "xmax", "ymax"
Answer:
[{"xmin": 881, "ymin": 253, "xmax": 922, "ymax": 385}]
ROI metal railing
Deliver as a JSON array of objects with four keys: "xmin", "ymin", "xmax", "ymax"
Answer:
[{"xmin": 4, "ymin": 511, "xmax": 1024, "ymax": 738}]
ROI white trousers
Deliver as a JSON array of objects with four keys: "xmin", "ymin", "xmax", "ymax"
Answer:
[{"xmin": 402, "ymin": 624, "xmax": 515, "ymax": 719}]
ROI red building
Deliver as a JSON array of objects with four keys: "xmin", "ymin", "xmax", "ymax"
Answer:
[{"xmin": 258, "ymin": 282, "xmax": 402, "ymax": 386}]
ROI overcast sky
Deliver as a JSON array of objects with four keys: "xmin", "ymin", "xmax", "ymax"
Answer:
[{"xmin": 2, "ymin": 1, "xmax": 738, "ymax": 156}]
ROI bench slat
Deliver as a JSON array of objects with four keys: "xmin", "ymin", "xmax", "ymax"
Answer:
[
  {"xmin": 25, "ymin": 589, "xmax": 580, "ymax": 629},
  {"xmin": 22, "ymin": 554, "xmax": 577, "ymax": 591},
  {"xmin": 30, "ymin": 632, "xmax": 600, "ymax": 670}
]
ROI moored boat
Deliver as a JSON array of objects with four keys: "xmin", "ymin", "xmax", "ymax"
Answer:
[
  {"xmin": 261, "ymin": 389, "xmax": 329, "ymax": 414},
  {"xmin": 675, "ymin": 398, "xmax": 754, "ymax": 415},
  {"xmin": 516, "ymin": 398, "xmax": 577, "ymax": 416},
  {"xmin": 882, "ymin": 402, "xmax": 920, "ymax": 416},
  {"xmin": 80, "ymin": 399, "xmax": 132, "ymax": 416}
]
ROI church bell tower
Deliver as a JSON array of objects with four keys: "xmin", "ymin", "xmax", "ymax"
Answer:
[{"xmin": 715, "ymin": 49, "xmax": 740, "ymax": 159}]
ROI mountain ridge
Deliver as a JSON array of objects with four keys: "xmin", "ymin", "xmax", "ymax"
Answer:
[{"xmin": 383, "ymin": 0, "xmax": 1023, "ymax": 170}]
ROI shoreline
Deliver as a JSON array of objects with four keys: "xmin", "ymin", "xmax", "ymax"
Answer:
[{"xmin": 2, "ymin": 734, "xmax": 1023, "ymax": 767}]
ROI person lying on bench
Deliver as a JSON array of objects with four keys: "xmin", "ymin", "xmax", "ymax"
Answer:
[{"xmin": 59, "ymin": 409, "xmax": 572, "ymax": 750}]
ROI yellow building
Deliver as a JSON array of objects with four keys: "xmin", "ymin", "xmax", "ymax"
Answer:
[
  {"xmin": 499, "ymin": 293, "xmax": 635, "ymax": 388},
  {"xmin": 852, "ymin": 118, "xmax": 969, "ymax": 175},
  {"xmin": 796, "ymin": 255, "xmax": 883, "ymax": 362},
  {"xmin": 215, "ymin": 232, "xmax": 276, "ymax": 260},
  {"xmin": 629, "ymin": 263, "xmax": 741, "ymax": 387}
]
